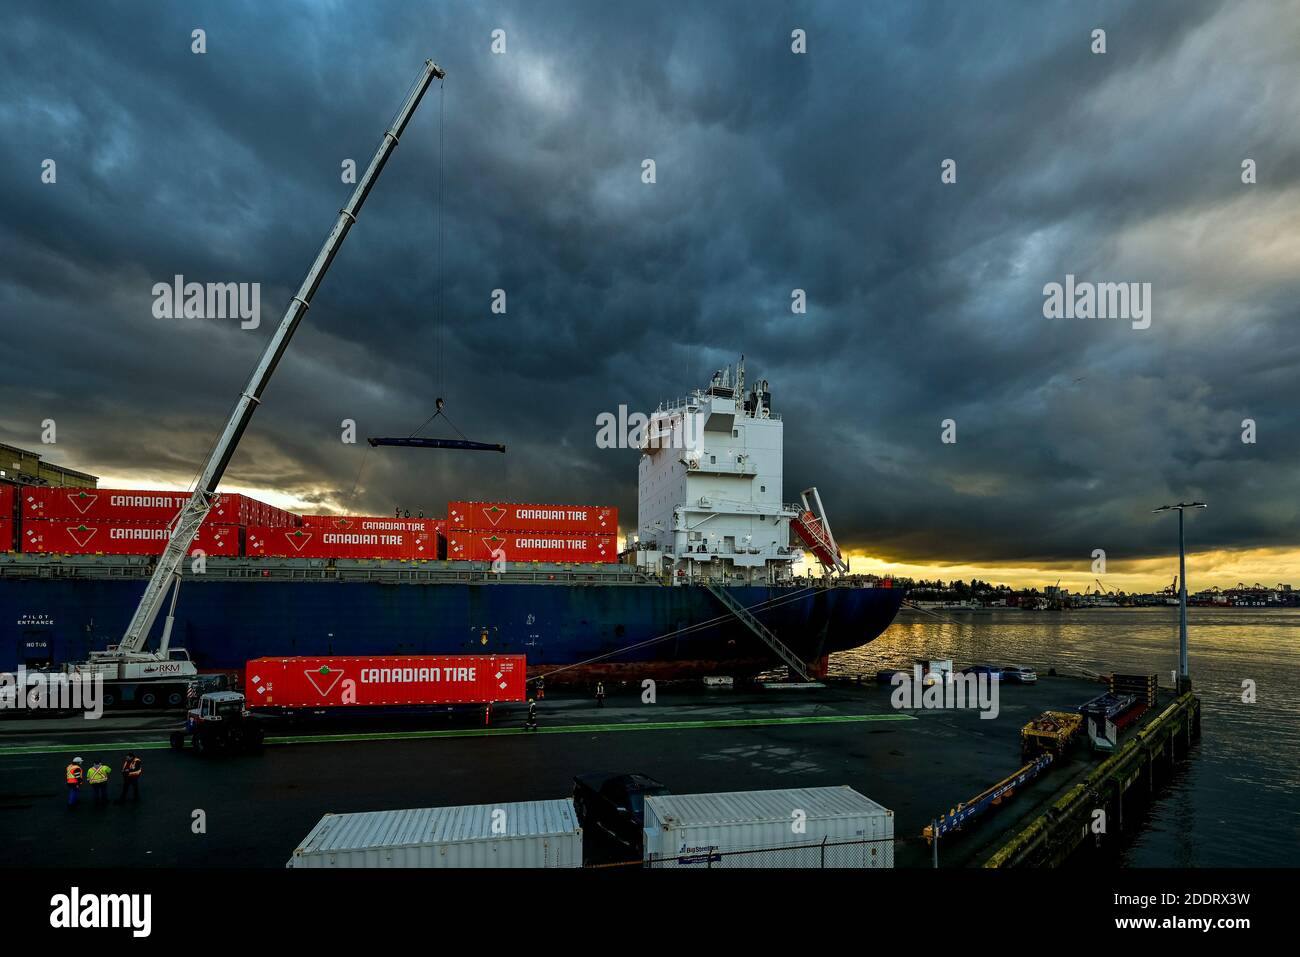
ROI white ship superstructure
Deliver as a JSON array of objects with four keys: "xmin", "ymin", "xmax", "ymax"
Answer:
[{"xmin": 634, "ymin": 358, "xmax": 813, "ymax": 584}]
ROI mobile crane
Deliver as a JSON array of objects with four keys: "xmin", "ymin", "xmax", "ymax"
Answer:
[{"xmin": 62, "ymin": 59, "xmax": 446, "ymax": 706}]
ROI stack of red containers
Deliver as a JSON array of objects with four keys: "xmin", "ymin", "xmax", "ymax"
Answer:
[
  {"xmin": 246, "ymin": 516, "xmax": 442, "ymax": 560},
  {"xmin": 445, "ymin": 501, "xmax": 618, "ymax": 564},
  {"xmin": 16, "ymin": 487, "xmax": 295, "ymax": 557}
]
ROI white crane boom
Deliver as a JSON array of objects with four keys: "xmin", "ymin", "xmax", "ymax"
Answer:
[{"xmin": 108, "ymin": 59, "xmax": 444, "ymax": 666}]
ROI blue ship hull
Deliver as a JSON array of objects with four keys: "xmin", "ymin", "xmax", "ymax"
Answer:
[{"xmin": 0, "ymin": 571, "xmax": 902, "ymax": 680}]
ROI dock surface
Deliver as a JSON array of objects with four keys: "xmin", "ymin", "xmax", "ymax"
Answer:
[{"xmin": 0, "ymin": 675, "xmax": 1182, "ymax": 867}]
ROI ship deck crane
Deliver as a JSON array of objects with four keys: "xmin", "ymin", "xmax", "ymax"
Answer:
[{"xmin": 72, "ymin": 59, "xmax": 446, "ymax": 686}]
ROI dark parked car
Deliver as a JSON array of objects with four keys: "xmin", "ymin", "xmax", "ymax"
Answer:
[
  {"xmin": 572, "ymin": 772, "xmax": 670, "ymax": 851},
  {"xmin": 1000, "ymin": 665, "xmax": 1038, "ymax": 684}
]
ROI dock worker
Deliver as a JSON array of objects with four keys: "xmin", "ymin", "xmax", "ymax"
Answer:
[
  {"xmin": 116, "ymin": 752, "xmax": 143, "ymax": 803},
  {"xmin": 65, "ymin": 757, "xmax": 84, "ymax": 808},
  {"xmin": 525, "ymin": 698, "xmax": 538, "ymax": 732},
  {"xmin": 595, "ymin": 681, "xmax": 605, "ymax": 708},
  {"xmin": 536, "ymin": 676, "xmax": 545, "ymax": 700},
  {"xmin": 86, "ymin": 759, "xmax": 111, "ymax": 805}
]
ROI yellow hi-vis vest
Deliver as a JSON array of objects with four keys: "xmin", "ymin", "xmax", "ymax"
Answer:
[
  {"xmin": 86, "ymin": 765, "xmax": 109, "ymax": 785},
  {"xmin": 66, "ymin": 764, "xmax": 82, "ymax": 785}
]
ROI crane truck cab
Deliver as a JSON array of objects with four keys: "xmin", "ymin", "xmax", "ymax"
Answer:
[{"xmin": 169, "ymin": 690, "xmax": 264, "ymax": 754}]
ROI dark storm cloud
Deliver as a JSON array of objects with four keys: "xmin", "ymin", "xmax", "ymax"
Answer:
[{"xmin": 2, "ymin": 0, "xmax": 1298, "ymax": 568}]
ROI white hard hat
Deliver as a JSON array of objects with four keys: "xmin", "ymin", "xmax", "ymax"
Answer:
[{"xmin": 73, "ymin": 757, "xmax": 83, "ymax": 764}]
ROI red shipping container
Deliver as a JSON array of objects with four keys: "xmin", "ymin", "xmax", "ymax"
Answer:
[
  {"xmin": 0, "ymin": 483, "xmax": 14, "ymax": 521},
  {"xmin": 244, "ymin": 655, "xmax": 527, "ymax": 708},
  {"xmin": 19, "ymin": 518, "xmax": 240, "ymax": 556},
  {"xmin": 209, "ymin": 492, "xmax": 258, "ymax": 526},
  {"xmin": 18, "ymin": 486, "xmax": 283, "ymax": 529},
  {"xmin": 446, "ymin": 529, "xmax": 616, "ymax": 564},
  {"xmin": 0, "ymin": 517, "xmax": 12, "ymax": 553},
  {"xmin": 300, "ymin": 515, "xmax": 439, "ymax": 534},
  {"xmin": 245, "ymin": 524, "xmax": 434, "ymax": 560},
  {"xmin": 21, "ymin": 486, "xmax": 190, "ymax": 522},
  {"xmin": 447, "ymin": 501, "xmax": 617, "ymax": 535}
]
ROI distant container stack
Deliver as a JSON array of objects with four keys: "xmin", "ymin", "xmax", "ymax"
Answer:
[
  {"xmin": 447, "ymin": 500, "xmax": 618, "ymax": 564},
  {"xmin": 5, "ymin": 484, "xmax": 617, "ymax": 564},
  {"xmin": 14, "ymin": 486, "xmax": 296, "ymax": 557}
]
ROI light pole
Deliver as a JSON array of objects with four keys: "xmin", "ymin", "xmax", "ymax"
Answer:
[{"xmin": 1152, "ymin": 502, "xmax": 1206, "ymax": 693}]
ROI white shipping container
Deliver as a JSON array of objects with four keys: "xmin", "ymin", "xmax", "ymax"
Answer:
[
  {"xmin": 286, "ymin": 799, "xmax": 582, "ymax": 868},
  {"xmin": 642, "ymin": 786, "xmax": 893, "ymax": 868}
]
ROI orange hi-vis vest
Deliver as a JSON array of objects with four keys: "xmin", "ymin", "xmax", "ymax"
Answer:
[{"xmin": 65, "ymin": 764, "xmax": 82, "ymax": 785}]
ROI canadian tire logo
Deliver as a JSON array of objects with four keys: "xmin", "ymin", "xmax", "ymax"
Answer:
[
  {"xmin": 480, "ymin": 506, "xmax": 506, "ymax": 527},
  {"xmin": 304, "ymin": 665, "xmax": 344, "ymax": 697},
  {"xmin": 67, "ymin": 492, "xmax": 98, "ymax": 515},
  {"xmin": 332, "ymin": 518, "xmax": 353, "ymax": 531},
  {"xmin": 66, "ymin": 525, "xmax": 98, "ymax": 548},
  {"xmin": 285, "ymin": 531, "xmax": 313, "ymax": 553}
]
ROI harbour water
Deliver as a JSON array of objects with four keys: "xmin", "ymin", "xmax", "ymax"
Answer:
[{"xmin": 831, "ymin": 606, "xmax": 1300, "ymax": 867}]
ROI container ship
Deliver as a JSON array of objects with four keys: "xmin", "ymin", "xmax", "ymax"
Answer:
[{"xmin": 0, "ymin": 363, "xmax": 901, "ymax": 682}]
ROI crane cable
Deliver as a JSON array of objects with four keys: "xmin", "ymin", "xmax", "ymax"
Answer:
[{"xmin": 346, "ymin": 79, "xmax": 447, "ymax": 506}]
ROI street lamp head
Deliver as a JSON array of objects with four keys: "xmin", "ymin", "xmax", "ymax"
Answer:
[{"xmin": 1153, "ymin": 502, "xmax": 1208, "ymax": 513}]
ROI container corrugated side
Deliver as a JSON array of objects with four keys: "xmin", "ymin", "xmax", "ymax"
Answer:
[
  {"xmin": 247, "ymin": 654, "xmax": 526, "ymax": 708},
  {"xmin": 447, "ymin": 501, "xmax": 616, "ymax": 534},
  {"xmin": 642, "ymin": 786, "xmax": 893, "ymax": 868},
  {"xmin": 287, "ymin": 799, "xmax": 582, "ymax": 868}
]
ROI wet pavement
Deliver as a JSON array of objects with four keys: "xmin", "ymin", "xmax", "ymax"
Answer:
[{"xmin": 0, "ymin": 676, "xmax": 1116, "ymax": 867}]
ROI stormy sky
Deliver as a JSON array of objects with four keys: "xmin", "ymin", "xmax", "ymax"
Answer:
[{"xmin": 3, "ymin": 0, "xmax": 1299, "ymax": 582}]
